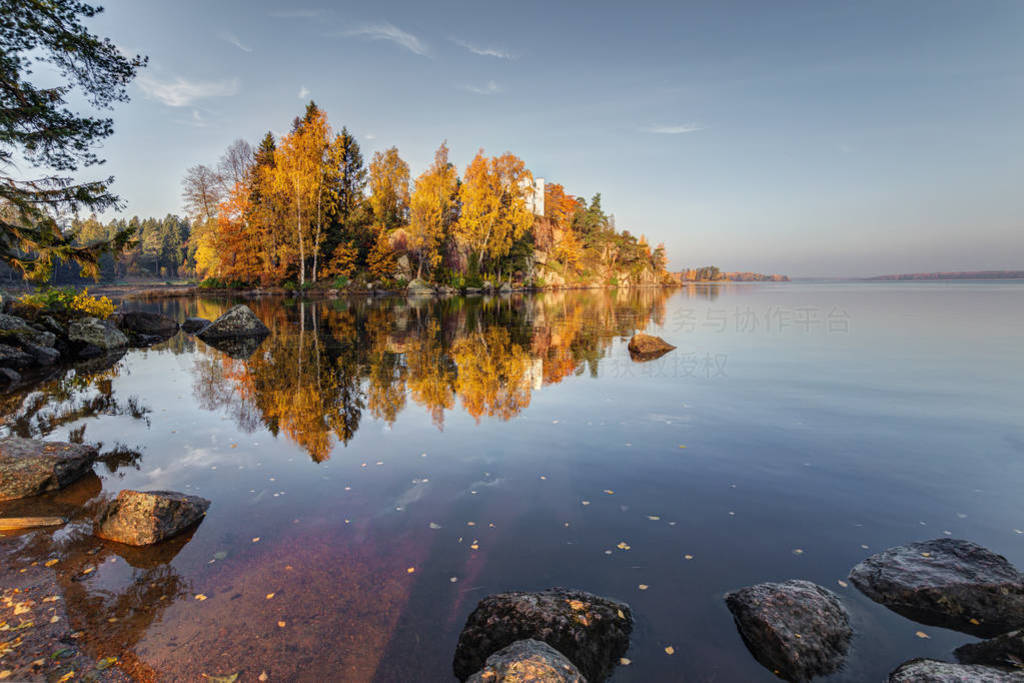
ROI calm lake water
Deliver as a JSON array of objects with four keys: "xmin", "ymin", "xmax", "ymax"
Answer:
[{"xmin": 2, "ymin": 282, "xmax": 1023, "ymax": 681}]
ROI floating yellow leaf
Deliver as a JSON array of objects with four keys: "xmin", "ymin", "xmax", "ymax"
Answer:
[
  {"xmin": 969, "ymin": 618, "xmax": 981, "ymax": 625},
  {"xmin": 678, "ymin": 445, "xmax": 686, "ymax": 449},
  {"xmin": 647, "ymin": 516, "xmax": 661, "ymax": 521},
  {"xmin": 616, "ymin": 542, "xmax": 631, "ymax": 550},
  {"xmin": 470, "ymin": 543, "xmax": 479, "ymax": 550},
  {"xmin": 792, "ymin": 549, "xmax": 804, "ymax": 555},
  {"xmin": 49, "ymin": 616, "xmax": 60, "ymax": 624},
  {"xmin": 684, "ymin": 554, "xmax": 694, "ymax": 560},
  {"xmin": 252, "ymin": 537, "xmax": 260, "ymax": 543},
  {"xmin": 57, "ymin": 672, "xmax": 74, "ymax": 683},
  {"xmin": 603, "ymin": 490, "xmax": 614, "ymax": 495},
  {"xmin": 277, "ymin": 621, "xmax": 286, "ymax": 628},
  {"xmin": 581, "ymin": 501, "xmax": 590, "ymax": 506},
  {"xmin": 638, "ymin": 584, "xmax": 649, "ymax": 591},
  {"xmin": 617, "ymin": 609, "xmax": 626, "ymax": 619},
  {"xmin": 44, "ymin": 559, "xmax": 58, "ymax": 568},
  {"xmin": 620, "ymin": 657, "xmax": 631, "ymax": 665},
  {"xmin": 265, "ymin": 593, "xmax": 275, "ymax": 600},
  {"xmin": 915, "ymin": 631, "xmax": 930, "ymax": 639},
  {"xmin": 837, "ymin": 580, "xmax": 848, "ymax": 588},
  {"xmin": 665, "ymin": 646, "xmax": 675, "ymax": 655},
  {"xmin": 195, "ymin": 594, "xmax": 207, "ymax": 601}
]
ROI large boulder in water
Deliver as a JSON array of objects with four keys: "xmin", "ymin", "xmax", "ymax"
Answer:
[
  {"xmin": 849, "ymin": 538, "xmax": 1024, "ymax": 637},
  {"xmin": 0, "ymin": 438, "xmax": 98, "ymax": 501},
  {"xmin": 67, "ymin": 316, "xmax": 128, "ymax": 351},
  {"xmin": 888, "ymin": 658, "xmax": 1024, "ymax": 682},
  {"xmin": 196, "ymin": 304, "xmax": 269, "ymax": 340},
  {"xmin": 627, "ymin": 333, "xmax": 675, "ymax": 361},
  {"xmin": 406, "ymin": 278, "xmax": 435, "ymax": 296},
  {"xmin": 113, "ymin": 311, "xmax": 179, "ymax": 339},
  {"xmin": 724, "ymin": 579, "xmax": 852, "ymax": 682},
  {"xmin": 94, "ymin": 489, "xmax": 210, "ymax": 546},
  {"xmin": 453, "ymin": 588, "xmax": 632, "ymax": 682},
  {"xmin": 956, "ymin": 630, "xmax": 1024, "ymax": 670},
  {"xmin": 466, "ymin": 639, "xmax": 585, "ymax": 683}
]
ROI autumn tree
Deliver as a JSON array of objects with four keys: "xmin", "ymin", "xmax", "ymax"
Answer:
[
  {"xmin": 271, "ymin": 109, "xmax": 323, "ymax": 286},
  {"xmin": 368, "ymin": 147, "xmax": 410, "ymax": 231},
  {"xmin": 454, "ymin": 150, "xmax": 534, "ymax": 277},
  {"xmin": 407, "ymin": 142, "xmax": 458, "ymax": 279}
]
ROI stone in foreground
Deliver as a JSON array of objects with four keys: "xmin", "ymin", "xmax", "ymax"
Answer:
[
  {"xmin": 888, "ymin": 658, "xmax": 1024, "ymax": 682},
  {"xmin": 466, "ymin": 639, "xmax": 585, "ymax": 683},
  {"xmin": 181, "ymin": 317, "xmax": 211, "ymax": 334},
  {"xmin": 94, "ymin": 490, "xmax": 211, "ymax": 546},
  {"xmin": 724, "ymin": 579, "xmax": 852, "ymax": 682},
  {"xmin": 956, "ymin": 630, "xmax": 1024, "ymax": 670},
  {"xmin": 67, "ymin": 316, "xmax": 129, "ymax": 351},
  {"xmin": 196, "ymin": 304, "xmax": 269, "ymax": 340},
  {"xmin": 626, "ymin": 333, "xmax": 675, "ymax": 361},
  {"xmin": 849, "ymin": 538, "xmax": 1024, "ymax": 637},
  {"xmin": 0, "ymin": 438, "xmax": 98, "ymax": 501},
  {"xmin": 453, "ymin": 588, "xmax": 632, "ymax": 682}
]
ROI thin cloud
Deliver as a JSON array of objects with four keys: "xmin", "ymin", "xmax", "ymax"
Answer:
[
  {"xmin": 452, "ymin": 38, "xmax": 514, "ymax": 59},
  {"xmin": 346, "ymin": 22, "xmax": 428, "ymax": 56},
  {"xmin": 642, "ymin": 124, "xmax": 704, "ymax": 134},
  {"xmin": 298, "ymin": 86, "xmax": 310, "ymax": 99},
  {"xmin": 269, "ymin": 9, "xmax": 321, "ymax": 19},
  {"xmin": 460, "ymin": 80, "xmax": 501, "ymax": 95},
  {"xmin": 365, "ymin": 133, "xmax": 377, "ymax": 140},
  {"xmin": 138, "ymin": 74, "xmax": 240, "ymax": 107},
  {"xmin": 220, "ymin": 32, "xmax": 252, "ymax": 53}
]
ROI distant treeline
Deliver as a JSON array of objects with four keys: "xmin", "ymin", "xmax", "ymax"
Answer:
[
  {"xmin": 673, "ymin": 266, "xmax": 789, "ymax": 282},
  {"xmin": 867, "ymin": 270, "xmax": 1024, "ymax": 281}
]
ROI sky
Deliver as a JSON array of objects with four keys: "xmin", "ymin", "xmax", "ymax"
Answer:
[{"xmin": 62, "ymin": 0, "xmax": 1024, "ymax": 277}]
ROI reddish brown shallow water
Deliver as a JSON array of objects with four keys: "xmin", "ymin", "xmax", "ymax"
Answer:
[{"xmin": 2, "ymin": 284, "xmax": 1024, "ymax": 681}]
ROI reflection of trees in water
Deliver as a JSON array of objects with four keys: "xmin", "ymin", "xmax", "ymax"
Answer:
[
  {"xmin": 0, "ymin": 354, "xmax": 151, "ymax": 449},
  {"xmin": 190, "ymin": 290, "xmax": 669, "ymax": 461}
]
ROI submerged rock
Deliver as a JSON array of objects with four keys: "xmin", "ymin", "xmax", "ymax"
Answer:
[
  {"xmin": 199, "ymin": 334, "xmax": 266, "ymax": 360},
  {"xmin": 724, "ymin": 579, "xmax": 852, "ymax": 682},
  {"xmin": 453, "ymin": 588, "xmax": 632, "ymax": 682},
  {"xmin": 182, "ymin": 317, "xmax": 211, "ymax": 334},
  {"xmin": 0, "ymin": 438, "xmax": 98, "ymax": 501},
  {"xmin": 626, "ymin": 333, "xmax": 675, "ymax": 361},
  {"xmin": 849, "ymin": 538, "xmax": 1024, "ymax": 637},
  {"xmin": 466, "ymin": 639, "xmax": 585, "ymax": 683},
  {"xmin": 67, "ymin": 316, "xmax": 128, "ymax": 351},
  {"xmin": 94, "ymin": 490, "xmax": 211, "ymax": 546},
  {"xmin": 956, "ymin": 630, "xmax": 1024, "ymax": 670},
  {"xmin": 196, "ymin": 305, "xmax": 269, "ymax": 340},
  {"xmin": 888, "ymin": 658, "xmax": 1024, "ymax": 682}
]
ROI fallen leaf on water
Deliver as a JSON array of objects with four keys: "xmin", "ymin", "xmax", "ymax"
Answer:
[
  {"xmin": 57, "ymin": 673, "xmax": 74, "ymax": 683},
  {"xmin": 837, "ymin": 580, "xmax": 848, "ymax": 588},
  {"xmin": 603, "ymin": 490, "xmax": 614, "ymax": 495},
  {"xmin": 616, "ymin": 542, "xmax": 631, "ymax": 550},
  {"xmin": 581, "ymin": 501, "xmax": 590, "ymax": 506},
  {"xmin": 638, "ymin": 584, "xmax": 649, "ymax": 591},
  {"xmin": 684, "ymin": 554, "xmax": 694, "ymax": 560},
  {"xmin": 450, "ymin": 577, "xmax": 458, "ymax": 583},
  {"xmin": 678, "ymin": 445, "xmax": 686, "ymax": 449},
  {"xmin": 429, "ymin": 523, "xmax": 442, "ymax": 529},
  {"xmin": 213, "ymin": 551, "xmax": 227, "ymax": 560},
  {"xmin": 201, "ymin": 674, "xmax": 238, "ymax": 683},
  {"xmin": 792, "ymin": 549, "xmax": 804, "ymax": 555},
  {"xmin": 539, "ymin": 475, "xmax": 547, "ymax": 480},
  {"xmin": 96, "ymin": 656, "xmax": 118, "ymax": 670},
  {"xmin": 407, "ymin": 567, "xmax": 415, "ymax": 574},
  {"xmin": 49, "ymin": 616, "xmax": 59, "ymax": 624},
  {"xmin": 969, "ymin": 618, "xmax": 981, "ymax": 625},
  {"xmin": 617, "ymin": 609, "xmax": 626, "ymax": 619},
  {"xmin": 230, "ymin": 444, "xmax": 237, "ymax": 449},
  {"xmin": 195, "ymin": 594, "xmax": 207, "ymax": 601},
  {"xmin": 470, "ymin": 543, "xmax": 480, "ymax": 550},
  {"xmin": 278, "ymin": 621, "xmax": 286, "ymax": 628},
  {"xmin": 252, "ymin": 537, "xmax": 260, "ymax": 543},
  {"xmin": 915, "ymin": 631, "xmax": 930, "ymax": 639},
  {"xmin": 259, "ymin": 673, "xmax": 268, "ymax": 682},
  {"xmin": 266, "ymin": 593, "xmax": 275, "ymax": 600},
  {"xmin": 620, "ymin": 657, "xmax": 631, "ymax": 665},
  {"xmin": 467, "ymin": 522, "xmax": 476, "ymax": 527},
  {"xmin": 647, "ymin": 516, "xmax": 661, "ymax": 521},
  {"xmin": 81, "ymin": 567, "xmax": 94, "ymax": 575},
  {"xmin": 44, "ymin": 559, "xmax": 58, "ymax": 568},
  {"xmin": 665, "ymin": 646, "xmax": 675, "ymax": 655}
]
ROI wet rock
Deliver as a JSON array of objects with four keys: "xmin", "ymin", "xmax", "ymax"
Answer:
[
  {"xmin": 21, "ymin": 341, "xmax": 60, "ymax": 365},
  {"xmin": 94, "ymin": 490, "xmax": 211, "ymax": 546},
  {"xmin": 113, "ymin": 310, "xmax": 179, "ymax": 339},
  {"xmin": 0, "ymin": 438, "xmax": 98, "ymax": 501},
  {"xmin": 0, "ymin": 342, "xmax": 34, "ymax": 369},
  {"xmin": 406, "ymin": 278, "xmax": 435, "ymax": 296},
  {"xmin": 67, "ymin": 316, "xmax": 128, "ymax": 351},
  {"xmin": 724, "ymin": 579, "xmax": 852, "ymax": 682},
  {"xmin": 0, "ymin": 367, "xmax": 20, "ymax": 384},
  {"xmin": 182, "ymin": 317, "xmax": 211, "ymax": 334},
  {"xmin": 626, "ymin": 333, "xmax": 676, "ymax": 361},
  {"xmin": 453, "ymin": 588, "xmax": 633, "ymax": 682},
  {"xmin": 849, "ymin": 538, "xmax": 1024, "ymax": 637},
  {"xmin": 466, "ymin": 639, "xmax": 585, "ymax": 682},
  {"xmin": 0, "ymin": 312, "xmax": 29, "ymax": 330},
  {"xmin": 888, "ymin": 658, "xmax": 1024, "ymax": 682},
  {"xmin": 956, "ymin": 630, "xmax": 1024, "ymax": 670},
  {"xmin": 196, "ymin": 304, "xmax": 269, "ymax": 340}
]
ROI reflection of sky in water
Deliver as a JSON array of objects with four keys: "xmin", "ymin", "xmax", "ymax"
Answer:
[{"xmin": 2, "ymin": 283, "xmax": 1023, "ymax": 681}]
